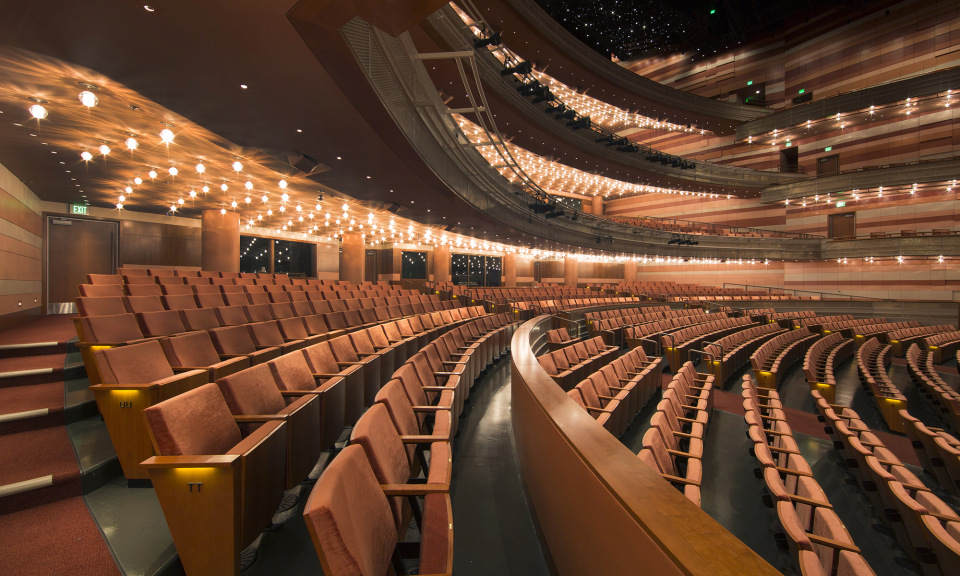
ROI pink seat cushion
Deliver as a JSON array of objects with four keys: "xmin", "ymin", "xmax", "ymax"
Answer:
[
  {"xmin": 143, "ymin": 383, "xmax": 241, "ymax": 455},
  {"xmin": 96, "ymin": 339, "xmax": 174, "ymax": 383}
]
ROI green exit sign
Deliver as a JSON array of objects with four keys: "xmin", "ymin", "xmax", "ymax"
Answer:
[
  {"xmin": 69, "ymin": 203, "xmax": 88, "ymax": 215},
  {"xmin": 836, "ymin": 201, "xmax": 846, "ymax": 208}
]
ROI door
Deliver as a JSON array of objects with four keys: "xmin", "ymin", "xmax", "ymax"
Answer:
[
  {"xmin": 47, "ymin": 216, "xmax": 117, "ymax": 312},
  {"xmin": 828, "ymin": 212, "xmax": 856, "ymax": 239},
  {"xmin": 817, "ymin": 154, "xmax": 839, "ymax": 176},
  {"xmin": 780, "ymin": 147, "xmax": 799, "ymax": 173},
  {"xmin": 364, "ymin": 250, "xmax": 377, "ymax": 282}
]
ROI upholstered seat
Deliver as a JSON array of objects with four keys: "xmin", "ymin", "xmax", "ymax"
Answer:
[
  {"xmin": 142, "ymin": 383, "xmax": 287, "ymax": 576},
  {"xmin": 160, "ymin": 330, "xmax": 249, "ymax": 382}
]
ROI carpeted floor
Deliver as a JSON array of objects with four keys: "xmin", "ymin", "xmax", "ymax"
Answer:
[
  {"xmin": 712, "ymin": 388, "xmax": 920, "ymax": 467},
  {"xmin": 0, "ymin": 315, "xmax": 78, "ymax": 346},
  {"xmin": 0, "ymin": 498, "xmax": 121, "ymax": 576},
  {"xmin": 0, "ymin": 427, "xmax": 80, "ymax": 486}
]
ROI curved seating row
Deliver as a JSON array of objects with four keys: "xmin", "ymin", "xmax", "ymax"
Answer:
[
  {"xmin": 743, "ymin": 378, "xmax": 874, "ymax": 576},
  {"xmin": 848, "ymin": 321, "xmax": 921, "ymax": 346},
  {"xmin": 545, "ymin": 326, "xmax": 580, "ymax": 351},
  {"xmin": 812, "ymin": 393, "xmax": 960, "ymax": 574},
  {"xmin": 661, "ymin": 315, "xmax": 755, "ymax": 371},
  {"xmin": 888, "ymin": 325, "xmax": 957, "ymax": 357},
  {"xmin": 803, "ymin": 333, "xmax": 856, "ymax": 404},
  {"xmin": 769, "ymin": 310, "xmax": 817, "ymax": 326},
  {"xmin": 905, "ymin": 344, "xmax": 960, "ymax": 433},
  {"xmin": 855, "ymin": 338, "xmax": 907, "ymax": 433},
  {"xmin": 621, "ymin": 311, "xmax": 713, "ymax": 353},
  {"xmin": 795, "ymin": 314, "xmax": 854, "ymax": 330},
  {"xmin": 900, "ymin": 410, "xmax": 960, "ymax": 497},
  {"xmin": 567, "ymin": 346, "xmax": 662, "ymax": 436},
  {"xmin": 924, "ymin": 331, "xmax": 960, "ymax": 363},
  {"xmin": 638, "ymin": 362, "xmax": 714, "ymax": 507},
  {"xmin": 591, "ymin": 307, "xmax": 705, "ymax": 346},
  {"xmin": 750, "ymin": 328, "xmax": 819, "ymax": 389},
  {"xmin": 137, "ymin": 301, "xmax": 517, "ymax": 576},
  {"xmin": 537, "ymin": 336, "xmax": 620, "ymax": 390},
  {"xmin": 704, "ymin": 322, "xmax": 786, "ymax": 384}
]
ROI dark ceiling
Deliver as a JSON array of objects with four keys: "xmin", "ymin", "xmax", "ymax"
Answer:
[{"xmin": 533, "ymin": 0, "xmax": 881, "ymax": 61}]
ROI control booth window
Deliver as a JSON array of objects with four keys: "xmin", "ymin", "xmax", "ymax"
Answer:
[
  {"xmin": 240, "ymin": 236, "xmax": 269, "ymax": 273},
  {"xmin": 451, "ymin": 253, "xmax": 502, "ymax": 287},
  {"xmin": 401, "ymin": 251, "xmax": 427, "ymax": 279}
]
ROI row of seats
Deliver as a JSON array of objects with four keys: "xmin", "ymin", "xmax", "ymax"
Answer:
[
  {"xmin": 545, "ymin": 326, "xmax": 580, "ymax": 351},
  {"xmin": 888, "ymin": 325, "xmax": 957, "ymax": 357},
  {"xmin": 900, "ymin": 410, "xmax": 960, "ymax": 497},
  {"xmin": 590, "ymin": 307, "xmax": 705, "ymax": 345},
  {"xmin": 134, "ymin": 299, "xmax": 517, "ymax": 575},
  {"xmin": 744, "ymin": 379, "xmax": 875, "ymax": 576},
  {"xmin": 796, "ymin": 315, "xmax": 855, "ymax": 330},
  {"xmin": 300, "ymin": 302, "xmax": 522, "ymax": 575},
  {"xmin": 848, "ymin": 321, "xmax": 921, "ymax": 344},
  {"xmin": 583, "ymin": 305, "xmax": 669, "ymax": 324},
  {"xmin": 818, "ymin": 317, "xmax": 884, "ymax": 336},
  {"xmin": 812, "ymin": 393, "xmax": 960, "ymax": 574},
  {"xmin": 87, "ymin": 304, "xmax": 493, "ymax": 478},
  {"xmin": 621, "ymin": 312, "xmax": 713, "ymax": 353},
  {"xmin": 924, "ymin": 331, "xmax": 960, "ymax": 363},
  {"xmin": 751, "ymin": 328, "xmax": 819, "ymax": 389},
  {"xmin": 803, "ymin": 333, "xmax": 856, "ymax": 404},
  {"xmin": 510, "ymin": 297, "xmax": 637, "ymax": 319},
  {"xmin": 855, "ymin": 338, "xmax": 908, "ymax": 433},
  {"xmin": 769, "ymin": 310, "xmax": 817, "ymax": 323},
  {"xmin": 567, "ymin": 346, "xmax": 663, "ymax": 436},
  {"xmin": 661, "ymin": 316, "xmax": 755, "ymax": 371},
  {"xmin": 704, "ymin": 322, "xmax": 787, "ymax": 384},
  {"xmin": 537, "ymin": 337, "xmax": 621, "ymax": 390},
  {"xmin": 638, "ymin": 362, "xmax": 715, "ymax": 507},
  {"xmin": 905, "ymin": 344, "xmax": 960, "ymax": 433}
]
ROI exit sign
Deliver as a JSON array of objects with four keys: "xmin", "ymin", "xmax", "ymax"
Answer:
[
  {"xmin": 69, "ymin": 203, "xmax": 88, "ymax": 215},
  {"xmin": 836, "ymin": 201, "xmax": 846, "ymax": 208}
]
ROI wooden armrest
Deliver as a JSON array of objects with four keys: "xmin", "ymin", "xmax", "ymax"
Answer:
[
  {"xmin": 421, "ymin": 386, "xmax": 455, "ymax": 393},
  {"xmin": 442, "ymin": 360, "xmax": 468, "ymax": 366},
  {"xmin": 141, "ymin": 455, "xmax": 239, "ymax": 468},
  {"xmin": 337, "ymin": 361, "xmax": 363, "ymax": 366},
  {"xmin": 767, "ymin": 446, "xmax": 801, "ymax": 455},
  {"xmin": 219, "ymin": 353, "xmax": 248, "ymax": 359},
  {"xmin": 172, "ymin": 366, "xmax": 210, "ymax": 372},
  {"xmin": 661, "ymin": 473, "xmax": 700, "ymax": 486},
  {"xmin": 584, "ymin": 406, "xmax": 615, "ymax": 415},
  {"xmin": 671, "ymin": 431, "xmax": 699, "ymax": 439},
  {"xmin": 786, "ymin": 494, "xmax": 832, "ymax": 508},
  {"xmin": 666, "ymin": 448, "xmax": 699, "ymax": 459},
  {"xmin": 380, "ymin": 483, "xmax": 449, "ymax": 496},
  {"xmin": 313, "ymin": 373, "xmax": 344, "ymax": 378},
  {"xmin": 805, "ymin": 533, "xmax": 860, "ymax": 553},
  {"xmin": 234, "ymin": 415, "xmax": 284, "ymax": 422},
  {"xmin": 775, "ymin": 465, "xmax": 813, "ymax": 478},
  {"xmin": 433, "ymin": 372, "xmax": 460, "ymax": 377},
  {"xmin": 927, "ymin": 511, "xmax": 960, "ymax": 523},
  {"xmin": 400, "ymin": 435, "xmax": 447, "ymax": 444}
]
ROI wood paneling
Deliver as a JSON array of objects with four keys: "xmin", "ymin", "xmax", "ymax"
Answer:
[{"xmin": 120, "ymin": 220, "xmax": 201, "ymax": 267}]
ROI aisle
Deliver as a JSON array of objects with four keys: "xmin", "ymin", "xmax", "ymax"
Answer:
[{"xmin": 451, "ymin": 357, "xmax": 550, "ymax": 576}]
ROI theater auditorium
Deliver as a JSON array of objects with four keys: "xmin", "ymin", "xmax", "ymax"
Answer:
[{"xmin": 1, "ymin": 0, "xmax": 960, "ymax": 574}]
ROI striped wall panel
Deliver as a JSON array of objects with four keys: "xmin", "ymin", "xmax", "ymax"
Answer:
[
  {"xmin": 0, "ymin": 162, "xmax": 42, "ymax": 321},
  {"xmin": 605, "ymin": 194, "xmax": 786, "ymax": 230}
]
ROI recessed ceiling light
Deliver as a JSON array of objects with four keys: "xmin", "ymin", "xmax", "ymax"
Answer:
[
  {"xmin": 240, "ymin": 84, "xmax": 248, "ymax": 89},
  {"xmin": 296, "ymin": 129, "xmax": 302, "ymax": 133},
  {"xmin": 143, "ymin": 4, "xmax": 156, "ymax": 12}
]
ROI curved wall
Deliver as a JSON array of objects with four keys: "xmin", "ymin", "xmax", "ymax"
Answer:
[{"xmin": 510, "ymin": 313, "xmax": 780, "ymax": 576}]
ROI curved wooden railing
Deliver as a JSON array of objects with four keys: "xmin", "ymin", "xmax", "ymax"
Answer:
[{"xmin": 510, "ymin": 314, "xmax": 780, "ymax": 576}]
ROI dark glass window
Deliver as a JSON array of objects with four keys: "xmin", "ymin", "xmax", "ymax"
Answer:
[
  {"xmin": 239, "ymin": 236, "xmax": 316, "ymax": 277},
  {"xmin": 240, "ymin": 235, "xmax": 269, "ymax": 273},
  {"xmin": 451, "ymin": 254, "xmax": 502, "ymax": 287},
  {"xmin": 274, "ymin": 239, "xmax": 315, "ymax": 277},
  {"xmin": 401, "ymin": 251, "xmax": 427, "ymax": 279}
]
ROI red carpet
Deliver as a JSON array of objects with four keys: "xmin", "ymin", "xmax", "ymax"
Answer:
[
  {"xmin": 0, "ymin": 315, "xmax": 78, "ymax": 345},
  {"xmin": 0, "ymin": 498, "xmax": 121, "ymax": 576},
  {"xmin": 0, "ymin": 427, "xmax": 79, "ymax": 487}
]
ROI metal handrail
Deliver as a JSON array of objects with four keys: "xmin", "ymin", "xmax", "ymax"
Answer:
[{"xmin": 640, "ymin": 337, "xmax": 661, "ymax": 358}]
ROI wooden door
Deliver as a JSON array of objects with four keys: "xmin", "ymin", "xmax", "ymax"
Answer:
[
  {"xmin": 828, "ymin": 212, "xmax": 856, "ymax": 239},
  {"xmin": 364, "ymin": 250, "xmax": 377, "ymax": 282},
  {"xmin": 47, "ymin": 216, "xmax": 117, "ymax": 310}
]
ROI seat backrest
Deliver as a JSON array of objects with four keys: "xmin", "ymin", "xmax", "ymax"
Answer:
[
  {"xmin": 216, "ymin": 363, "xmax": 287, "ymax": 417},
  {"xmin": 303, "ymin": 444, "xmax": 394, "ymax": 576},
  {"xmin": 160, "ymin": 330, "xmax": 222, "ymax": 368},
  {"xmin": 374, "ymin": 380, "xmax": 421, "ymax": 437},
  {"xmin": 81, "ymin": 313, "xmax": 145, "ymax": 343},
  {"xmin": 268, "ymin": 351, "xmax": 317, "ymax": 392},
  {"xmin": 95, "ymin": 339, "xmax": 175, "ymax": 383},
  {"xmin": 137, "ymin": 310, "xmax": 187, "ymax": 337},
  {"xmin": 78, "ymin": 284, "xmax": 124, "ymax": 297},
  {"xmin": 349, "ymin": 403, "xmax": 409, "ymax": 528},
  {"xmin": 179, "ymin": 308, "xmax": 221, "ymax": 332},
  {"xmin": 76, "ymin": 296, "xmax": 127, "ymax": 317},
  {"xmin": 143, "ymin": 383, "xmax": 242, "ymax": 456},
  {"xmin": 301, "ymin": 341, "xmax": 342, "ymax": 374}
]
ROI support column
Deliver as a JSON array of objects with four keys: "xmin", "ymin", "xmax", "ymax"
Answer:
[
  {"xmin": 564, "ymin": 257, "xmax": 578, "ymax": 287},
  {"xmin": 340, "ymin": 232, "xmax": 364, "ymax": 284},
  {"xmin": 503, "ymin": 253, "xmax": 517, "ymax": 287},
  {"xmin": 201, "ymin": 210, "xmax": 240, "ymax": 273},
  {"xmin": 267, "ymin": 239, "xmax": 275, "ymax": 275},
  {"xmin": 434, "ymin": 245, "xmax": 450, "ymax": 283},
  {"xmin": 624, "ymin": 260, "xmax": 637, "ymax": 283},
  {"xmin": 590, "ymin": 196, "xmax": 604, "ymax": 216}
]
